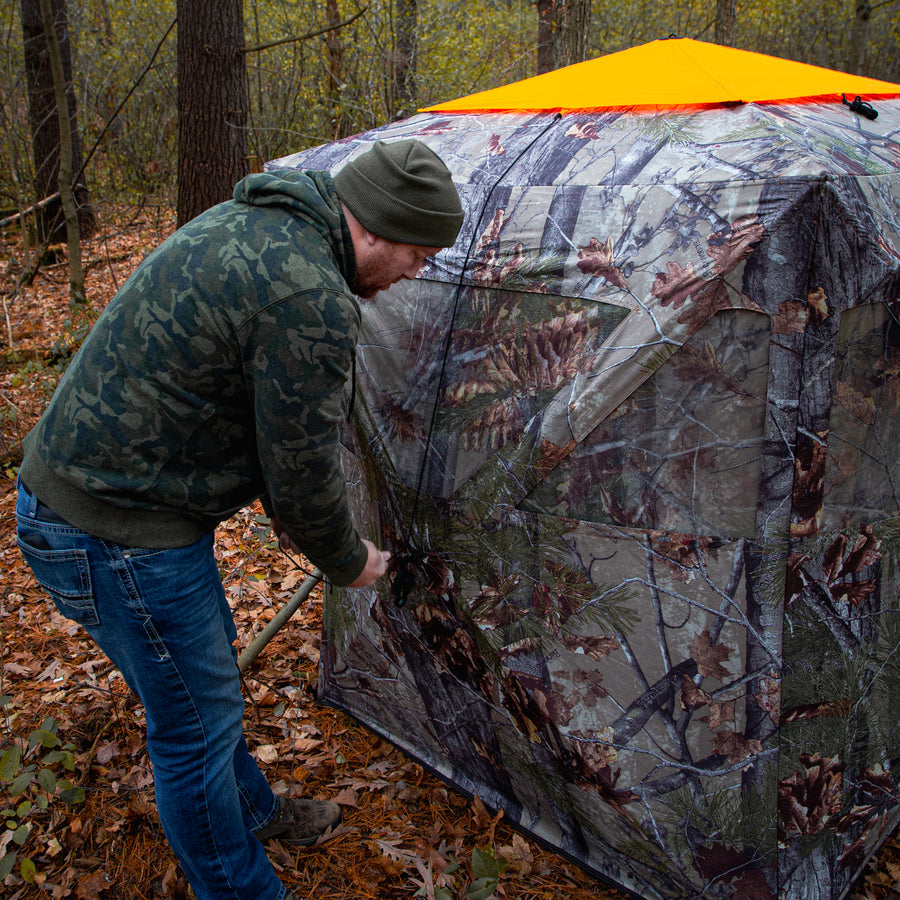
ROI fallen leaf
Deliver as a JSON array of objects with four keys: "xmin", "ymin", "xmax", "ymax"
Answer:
[
  {"xmin": 332, "ymin": 786, "xmax": 360, "ymax": 807},
  {"xmin": 497, "ymin": 832, "xmax": 534, "ymax": 876},
  {"xmin": 257, "ymin": 744, "xmax": 279, "ymax": 764},
  {"xmin": 76, "ymin": 871, "xmax": 111, "ymax": 899},
  {"xmin": 96, "ymin": 741, "xmax": 121, "ymax": 765}
]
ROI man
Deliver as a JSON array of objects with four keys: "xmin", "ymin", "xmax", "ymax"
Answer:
[{"xmin": 15, "ymin": 140, "xmax": 464, "ymax": 900}]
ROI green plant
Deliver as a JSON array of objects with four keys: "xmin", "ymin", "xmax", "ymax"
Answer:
[
  {"xmin": 466, "ymin": 845, "xmax": 509, "ymax": 900},
  {"xmin": 0, "ymin": 698, "xmax": 85, "ymax": 885},
  {"xmin": 416, "ymin": 843, "xmax": 510, "ymax": 900}
]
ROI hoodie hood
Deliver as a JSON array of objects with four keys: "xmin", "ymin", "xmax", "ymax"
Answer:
[{"xmin": 233, "ymin": 168, "xmax": 357, "ymax": 289}]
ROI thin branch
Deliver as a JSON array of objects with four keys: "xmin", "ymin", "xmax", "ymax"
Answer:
[
  {"xmin": 1, "ymin": 19, "xmax": 175, "ymax": 294},
  {"xmin": 707, "ymin": 538, "xmax": 746, "ymax": 646},
  {"xmin": 75, "ymin": 18, "xmax": 177, "ymax": 189},
  {"xmin": 243, "ymin": 8, "xmax": 367, "ymax": 54},
  {"xmin": 0, "ymin": 191, "xmax": 60, "ymax": 229},
  {"xmin": 1, "ymin": 295, "xmax": 12, "ymax": 349}
]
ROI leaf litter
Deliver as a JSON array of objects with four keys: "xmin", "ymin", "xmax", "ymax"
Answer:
[{"xmin": 1, "ymin": 207, "xmax": 899, "ymax": 899}]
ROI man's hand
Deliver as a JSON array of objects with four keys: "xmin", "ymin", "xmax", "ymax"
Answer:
[
  {"xmin": 270, "ymin": 515, "xmax": 303, "ymax": 554},
  {"xmin": 349, "ymin": 539, "xmax": 391, "ymax": 587},
  {"xmin": 270, "ymin": 517, "xmax": 389, "ymax": 587}
]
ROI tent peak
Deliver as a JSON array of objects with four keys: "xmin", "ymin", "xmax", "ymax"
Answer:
[{"xmin": 423, "ymin": 38, "xmax": 900, "ymax": 114}]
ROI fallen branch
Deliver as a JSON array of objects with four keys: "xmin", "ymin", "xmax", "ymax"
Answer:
[
  {"xmin": 0, "ymin": 192, "xmax": 61, "ymax": 230},
  {"xmin": 1, "ymin": 17, "xmax": 176, "ymax": 237}
]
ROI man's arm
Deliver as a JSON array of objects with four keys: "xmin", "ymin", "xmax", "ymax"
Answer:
[
  {"xmin": 270, "ymin": 516, "xmax": 390, "ymax": 586},
  {"xmin": 242, "ymin": 289, "xmax": 374, "ymax": 585}
]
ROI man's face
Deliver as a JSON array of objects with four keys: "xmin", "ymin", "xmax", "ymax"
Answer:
[{"xmin": 354, "ymin": 236, "xmax": 443, "ymax": 299}]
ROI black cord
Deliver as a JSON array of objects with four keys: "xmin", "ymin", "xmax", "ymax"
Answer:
[
  {"xmin": 842, "ymin": 94, "xmax": 878, "ymax": 120},
  {"xmin": 393, "ymin": 113, "xmax": 564, "ymax": 606}
]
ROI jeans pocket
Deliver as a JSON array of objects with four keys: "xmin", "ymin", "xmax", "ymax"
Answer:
[{"xmin": 16, "ymin": 535, "xmax": 99, "ymax": 626}]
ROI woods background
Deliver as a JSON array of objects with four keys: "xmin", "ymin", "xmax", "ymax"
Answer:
[
  {"xmin": 3, "ymin": 2, "xmax": 900, "ymax": 897},
  {"xmin": 2, "ymin": 0, "xmax": 900, "ymax": 230}
]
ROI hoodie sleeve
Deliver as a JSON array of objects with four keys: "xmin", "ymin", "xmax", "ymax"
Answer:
[{"xmin": 240, "ymin": 285, "xmax": 367, "ymax": 586}]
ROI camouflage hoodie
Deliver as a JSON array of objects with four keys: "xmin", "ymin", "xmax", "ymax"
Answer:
[{"xmin": 20, "ymin": 169, "xmax": 369, "ymax": 586}]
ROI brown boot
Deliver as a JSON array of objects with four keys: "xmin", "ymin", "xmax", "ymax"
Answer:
[{"xmin": 254, "ymin": 796, "xmax": 342, "ymax": 846}]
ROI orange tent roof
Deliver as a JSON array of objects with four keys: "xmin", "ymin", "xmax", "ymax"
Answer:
[{"xmin": 423, "ymin": 38, "xmax": 900, "ymax": 114}]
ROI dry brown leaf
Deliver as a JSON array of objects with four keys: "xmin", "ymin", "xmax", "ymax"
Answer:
[
  {"xmin": 256, "ymin": 744, "xmax": 279, "ymax": 764},
  {"xmin": 76, "ymin": 871, "xmax": 112, "ymax": 900},
  {"xmin": 332, "ymin": 786, "xmax": 360, "ymax": 807},
  {"xmin": 690, "ymin": 629, "xmax": 732, "ymax": 680},
  {"xmin": 293, "ymin": 736, "xmax": 324, "ymax": 753},
  {"xmin": 497, "ymin": 832, "xmax": 534, "ymax": 876},
  {"xmin": 96, "ymin": 740, "xmax": 122, "ymax": 764}
]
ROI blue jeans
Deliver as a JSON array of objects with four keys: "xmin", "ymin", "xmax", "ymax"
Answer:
[{"xmin": 16, "ymin": 481, "xmax": 288, "ymax": 900}]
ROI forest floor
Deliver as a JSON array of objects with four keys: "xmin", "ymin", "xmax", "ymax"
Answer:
[{"xmin": 1, "ymin": 206, "xmax": 900, "ymax": 900}]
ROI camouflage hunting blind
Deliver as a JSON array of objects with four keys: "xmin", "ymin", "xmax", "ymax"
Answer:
[{"xmin": 271, "ymin": 40, "xmax": 900, "ymax": 900}]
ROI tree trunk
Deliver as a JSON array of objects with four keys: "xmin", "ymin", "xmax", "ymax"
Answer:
[
  {"xmin": 849, "ymin": 0, "xmax": 873, "ymax": 75},
  {"xmin": 19, "ymin": 0, "xmax": 96, "ymax": 244},
  {"xmin": 536, "ymin": 0, "xmax": 592, "ymax": 76},
  {"xmin": 714, "ymin": 0, "xmax": 736, "ymax": 47},
  {"xmin": 176, "ymin": 0, "xmax": 249, "ymax": 227},
  {"xmin": 537, "ymin": 0, "xmax": 553, "ymax": 76},
  {"xmin": 325, "ymin": 0, "xmax": 347, "ymax": 138},
  {"xmin": 392, "ymin": 0, "xmax": 418, "ymax": 120},
  {"xmin": 38, "ymin": 0, "xmax": 84, "ymax": 303}
]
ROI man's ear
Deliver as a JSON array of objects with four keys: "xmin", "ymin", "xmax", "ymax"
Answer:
[{"xmin": 342, "ymin": 201, "xmax": 380, "ymax": 252}]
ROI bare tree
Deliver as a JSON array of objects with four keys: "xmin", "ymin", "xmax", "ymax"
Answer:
[
  {"xmin": 18, "ymin": 0, "xmax": 96, "ymax": 243},
  {"xmin": 176, "ymin": 0, "xmax": 249, "ymax": 227},
  {"xmin": 325, "ymin": 0, "xmax": 347, "ymax": 138},
  {"xmin": 849, "ymin": 0, "xmax": 872, "ymax": 74},
  {"xmin": 849, "ymin": 0, "xmax": 900, "ymax": 75},
  {"xmin": 715, "ymin": 0, "xmax": 736, "ymax": 47},
  {"xmin": 536, "ymin": 0, "xmax": 592, "ymax": 75},
  {"xmin": 392, "ymin": 0, "xmax": 418, "ymax": 120},
  {"xmin": 38, "ymin": 0, "xmax": 83, "ymax": 302}
]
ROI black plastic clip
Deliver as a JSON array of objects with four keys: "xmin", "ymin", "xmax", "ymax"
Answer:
[
  {"xmin": 391, "ymin": 550, "xmax": 423, "ymax": 607},
  {"xmin": 842, "ymin": 94, "xmax": 878, "ymax": 120}
]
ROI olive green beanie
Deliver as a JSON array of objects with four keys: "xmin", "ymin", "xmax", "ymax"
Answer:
[{"xmin": 333, "ymin": 140, "xmax": 464, "ymax": 248}]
